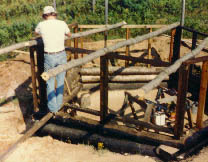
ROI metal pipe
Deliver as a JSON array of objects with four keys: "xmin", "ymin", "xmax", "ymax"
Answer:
[
  {"xmin": 104, "ymin": 0, "xmax": 108, "ymax": 47},
  {"xmin": 181, "ymin": 0, "xmax": 185, "ymax": 26},
  {"xmin": 93, "ymin": 0, "xmax": 96, "ymax": 13},
  {"xmin": 105, "ymin": 0, "xmax": 108, "ymax": 25}
]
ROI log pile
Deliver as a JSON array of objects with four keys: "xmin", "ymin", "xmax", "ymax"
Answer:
[{"xmin": 80, "ymin": 66, "xmax": 168, "ymax": 90}]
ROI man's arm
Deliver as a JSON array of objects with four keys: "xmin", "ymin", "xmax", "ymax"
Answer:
[{"xmin": 65, "ymin": 32, "xmax": 71, "ymax": 38}]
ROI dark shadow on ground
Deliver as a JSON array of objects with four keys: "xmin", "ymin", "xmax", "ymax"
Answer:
[
  {"xmin": 0, "ymin": 77, "xmax": 34, "ymax": 132},
  {"xmin": 14, "ymin": 77, "xmax": 34, "ymax": 130}
]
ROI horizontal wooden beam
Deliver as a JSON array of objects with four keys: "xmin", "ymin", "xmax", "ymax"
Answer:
[
  {"xmin": 66, "ymin": 47, "xmax": 95, "ymax": 54},
  {"xmin": 183, "ymin": 56, "xmax": 208, "ymax": 65},
  {"xmin": 63, "ymin": 104, "xmax": 173, "ymax": 134},
  {"xmin": 64, "ymin": 104, "xmax": 100, "ymax": 116},
  {"xmin": 68, "ymin": 22, "xmax": 78, "ymax": 28},
  {"xmin": 80, "ymin": 66, "xmax": 164, "ymax": 75},
  {"xmin": 81, "ymin": 75, "xmax": 169, "ymax": 83},
  {"xmin": 78, "ymin": 24, "xmax": 167, "ymax": 29},
  {"xmin": 82, "ymin": 82, "xmax": 168, "ymax": 91},
  {"xmin": 0, "ymin": 21, "xmax": 126, "ymax": 55},
  {"xmin": 181, "ymin": 26, "xmax": 208, "ymax": 37},
  {"xmin": 41, "ymin": 22, "xmax": 180, "ymax": 81},
  {"xmin": 115, "ymin": 116, "xmax": 173, "ymax": 134},
  {"xmin": 107, "ymin": 54, "xmax": 170, "ymax": 67}
]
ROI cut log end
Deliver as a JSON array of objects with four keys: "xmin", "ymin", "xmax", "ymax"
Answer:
[{"xmin": 41, "ymin": 72, "xmax": 49, "ymax": 81}]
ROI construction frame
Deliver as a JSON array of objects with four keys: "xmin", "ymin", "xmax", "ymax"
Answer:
[{"xmin": 0, "ymin": 21, "xmax": 208, "ymax": 161}]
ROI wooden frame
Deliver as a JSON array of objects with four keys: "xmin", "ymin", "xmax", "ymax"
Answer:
[{"xmin": 1, "ymin": 23, "xmax": 208, "ymax": 161}]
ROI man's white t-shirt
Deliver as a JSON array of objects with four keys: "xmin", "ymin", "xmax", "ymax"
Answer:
[{"xmin": 35, "ymin": 19, "xmax": 70, "ymax": 53}]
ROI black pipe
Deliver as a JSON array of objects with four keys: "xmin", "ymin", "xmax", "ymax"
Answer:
[{"xmin": 38, "ymin": 123, "xmax": 157, "ymax": 156}]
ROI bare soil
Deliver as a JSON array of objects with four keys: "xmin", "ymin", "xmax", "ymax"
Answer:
[{"xmin": 0, "ymin": 36, "xmax": 208, "ymax": 162}]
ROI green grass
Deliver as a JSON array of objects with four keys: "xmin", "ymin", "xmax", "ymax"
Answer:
[{"xmin": 0, "ymin": 53, "xmax": 17, "ymax": 62}]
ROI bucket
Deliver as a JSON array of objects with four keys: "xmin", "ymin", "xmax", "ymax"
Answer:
[{"xmin": 153, "ymin": 112, "xmax": 166, "ymax": 126}]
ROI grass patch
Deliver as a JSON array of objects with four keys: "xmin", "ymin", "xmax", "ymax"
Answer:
[{"xmin": 0, "ymin": 53, "xmax": 17, "ymax": 62}]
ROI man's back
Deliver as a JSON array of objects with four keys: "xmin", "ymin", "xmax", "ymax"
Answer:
[{"xmin": 35, "ymin": 19, "xmax": 69, "ymax": 52}]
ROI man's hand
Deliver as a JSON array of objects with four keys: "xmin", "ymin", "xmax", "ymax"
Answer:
[{"xmin": 66, "ymin": 32, "xmax": 71, "ymax": 38}]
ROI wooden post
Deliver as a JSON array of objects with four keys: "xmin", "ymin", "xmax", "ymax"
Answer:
[
  {"xmin": 174, "ymin": 64, "xmax": 190, "ymax": 139},
  {"xmin": 36, "ymin": 44, "xmax": 47, "ymax": 111},
  {"xmin": 148, "ymin": 28, "xmax": 152, "ymax": 68},
  {"xmin": 169, "ymin": 26, "xmax": 182, "ymax": 89},
  {"xmin": 80, "ymin": 28, "xmax": 84, "ymax": 57},
  {"xmin": 65, "ymin": 34, "xmax": 72, "ymax": 61},
  {"xmin": 189, "ymin": 31, "xmax": 198, "ymax": 81},
  {"xmin": 100, "ymin": 55, "xmax": 108, "ymax": 123},
  {"xmin": 172, "ymin": 26, "xmax": 182, "ymax": 63},
  {"xmin": 169, "ymin": 29, "xmax": 176, "ymax": 62},
  {"xmin": 74, "ymin": 25, "xmax": 79, "ymax": 59},
  {"xmin": 186, "ymin": 108, "xmax": 193, "ymax": 128},
  {"xmin": 30, "ymin": 47, "xmax": 39, "ymax": 113},
  {"xmin": 104, "ymin": 30, "xmax": 108, "ymax": 48},
  {"xmin": 192, "ymin": 32, "xmax": 197, "ymax": 50},
  {"xmin": 125, "ymin": 28, "xmax": 130, "ymax": 67},
  {"xmin": 196, "ymin": 61, "xmax": 208, "ymax": 129}
]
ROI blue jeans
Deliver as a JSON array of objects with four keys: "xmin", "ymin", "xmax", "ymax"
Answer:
[{"xmin": 44, "ymin": 51, "xmax": 67, "ymax": 112}]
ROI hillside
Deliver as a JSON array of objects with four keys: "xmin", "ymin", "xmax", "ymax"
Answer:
[{"xmin": 0, "ymin": 0, "xmax": 208, "ymax": 47}]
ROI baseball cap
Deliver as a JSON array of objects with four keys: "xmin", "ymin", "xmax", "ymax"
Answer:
[{"xmin": 43, "ymin": 6, "xmax": 57, "ymax": 14}]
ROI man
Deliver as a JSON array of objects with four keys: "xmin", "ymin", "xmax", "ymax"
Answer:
[{"xmin": 35, "ymin": 6, "xmax": 71, "ymax": 113}]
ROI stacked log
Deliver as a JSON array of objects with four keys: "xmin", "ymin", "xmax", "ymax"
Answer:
[{"xmin": 80, "ymin": 66, "xmax": 168, "ymax": 90}]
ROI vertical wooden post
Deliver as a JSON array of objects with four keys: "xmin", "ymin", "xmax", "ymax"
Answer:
[
  {"xmin": 30, "ymin": 47, "xmax": 38, "ymax": 113},
  {"xmin": 100, "ymin": 55, "xmax": 108, "ymax": 123},
  {"xmin": 169, "ymin": 27, "xmax": 182, "ymax": 89},
  {"xmin": 147, "ymin": 28, "xmax": 152, "ymax": 68},
  {"xmin": 169, "ymin": 29, "xmax": 176, "ymax": 62},
  {"xmin": 191, "ymin": 32, "xmax": 197, "ymax": 50},
  {"xmin": 125, "ymin": 28, "xmax": 130, "ymax": 67},
  {"xmin": 104, "ymin": 30, "xmax": 108, "ymax": 48},
  {"xmin": 186, "ymin": 108, "xmax": 193, "ymax": 128},
  {"xmin": 36, "ymin": 43, "xmax": 47, "ymax": 112},
  {"xmin": 196, "ymin": 61, "xmax": 208, "ymax": 129},
  {"xmin": 172, "ymin": 26, "xmax": 182, "ymax": 63},
  {"xmin": 65, "ymin": 33, "xmax": 72, "ymax": 61},
  {"xmin": 80, "ymin": 28, "xmax": 84, "ymax": 58},
  {"xmin": 189, "ymin": 32, "xmax": 198, "ymax": 78},
  {"xmin": 74, "ymin": 25, "xmax": 78, "ymax": 59},
  {"xmin": 174, "ymin": 64, "xmax": 190, "ymax": 139}
]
